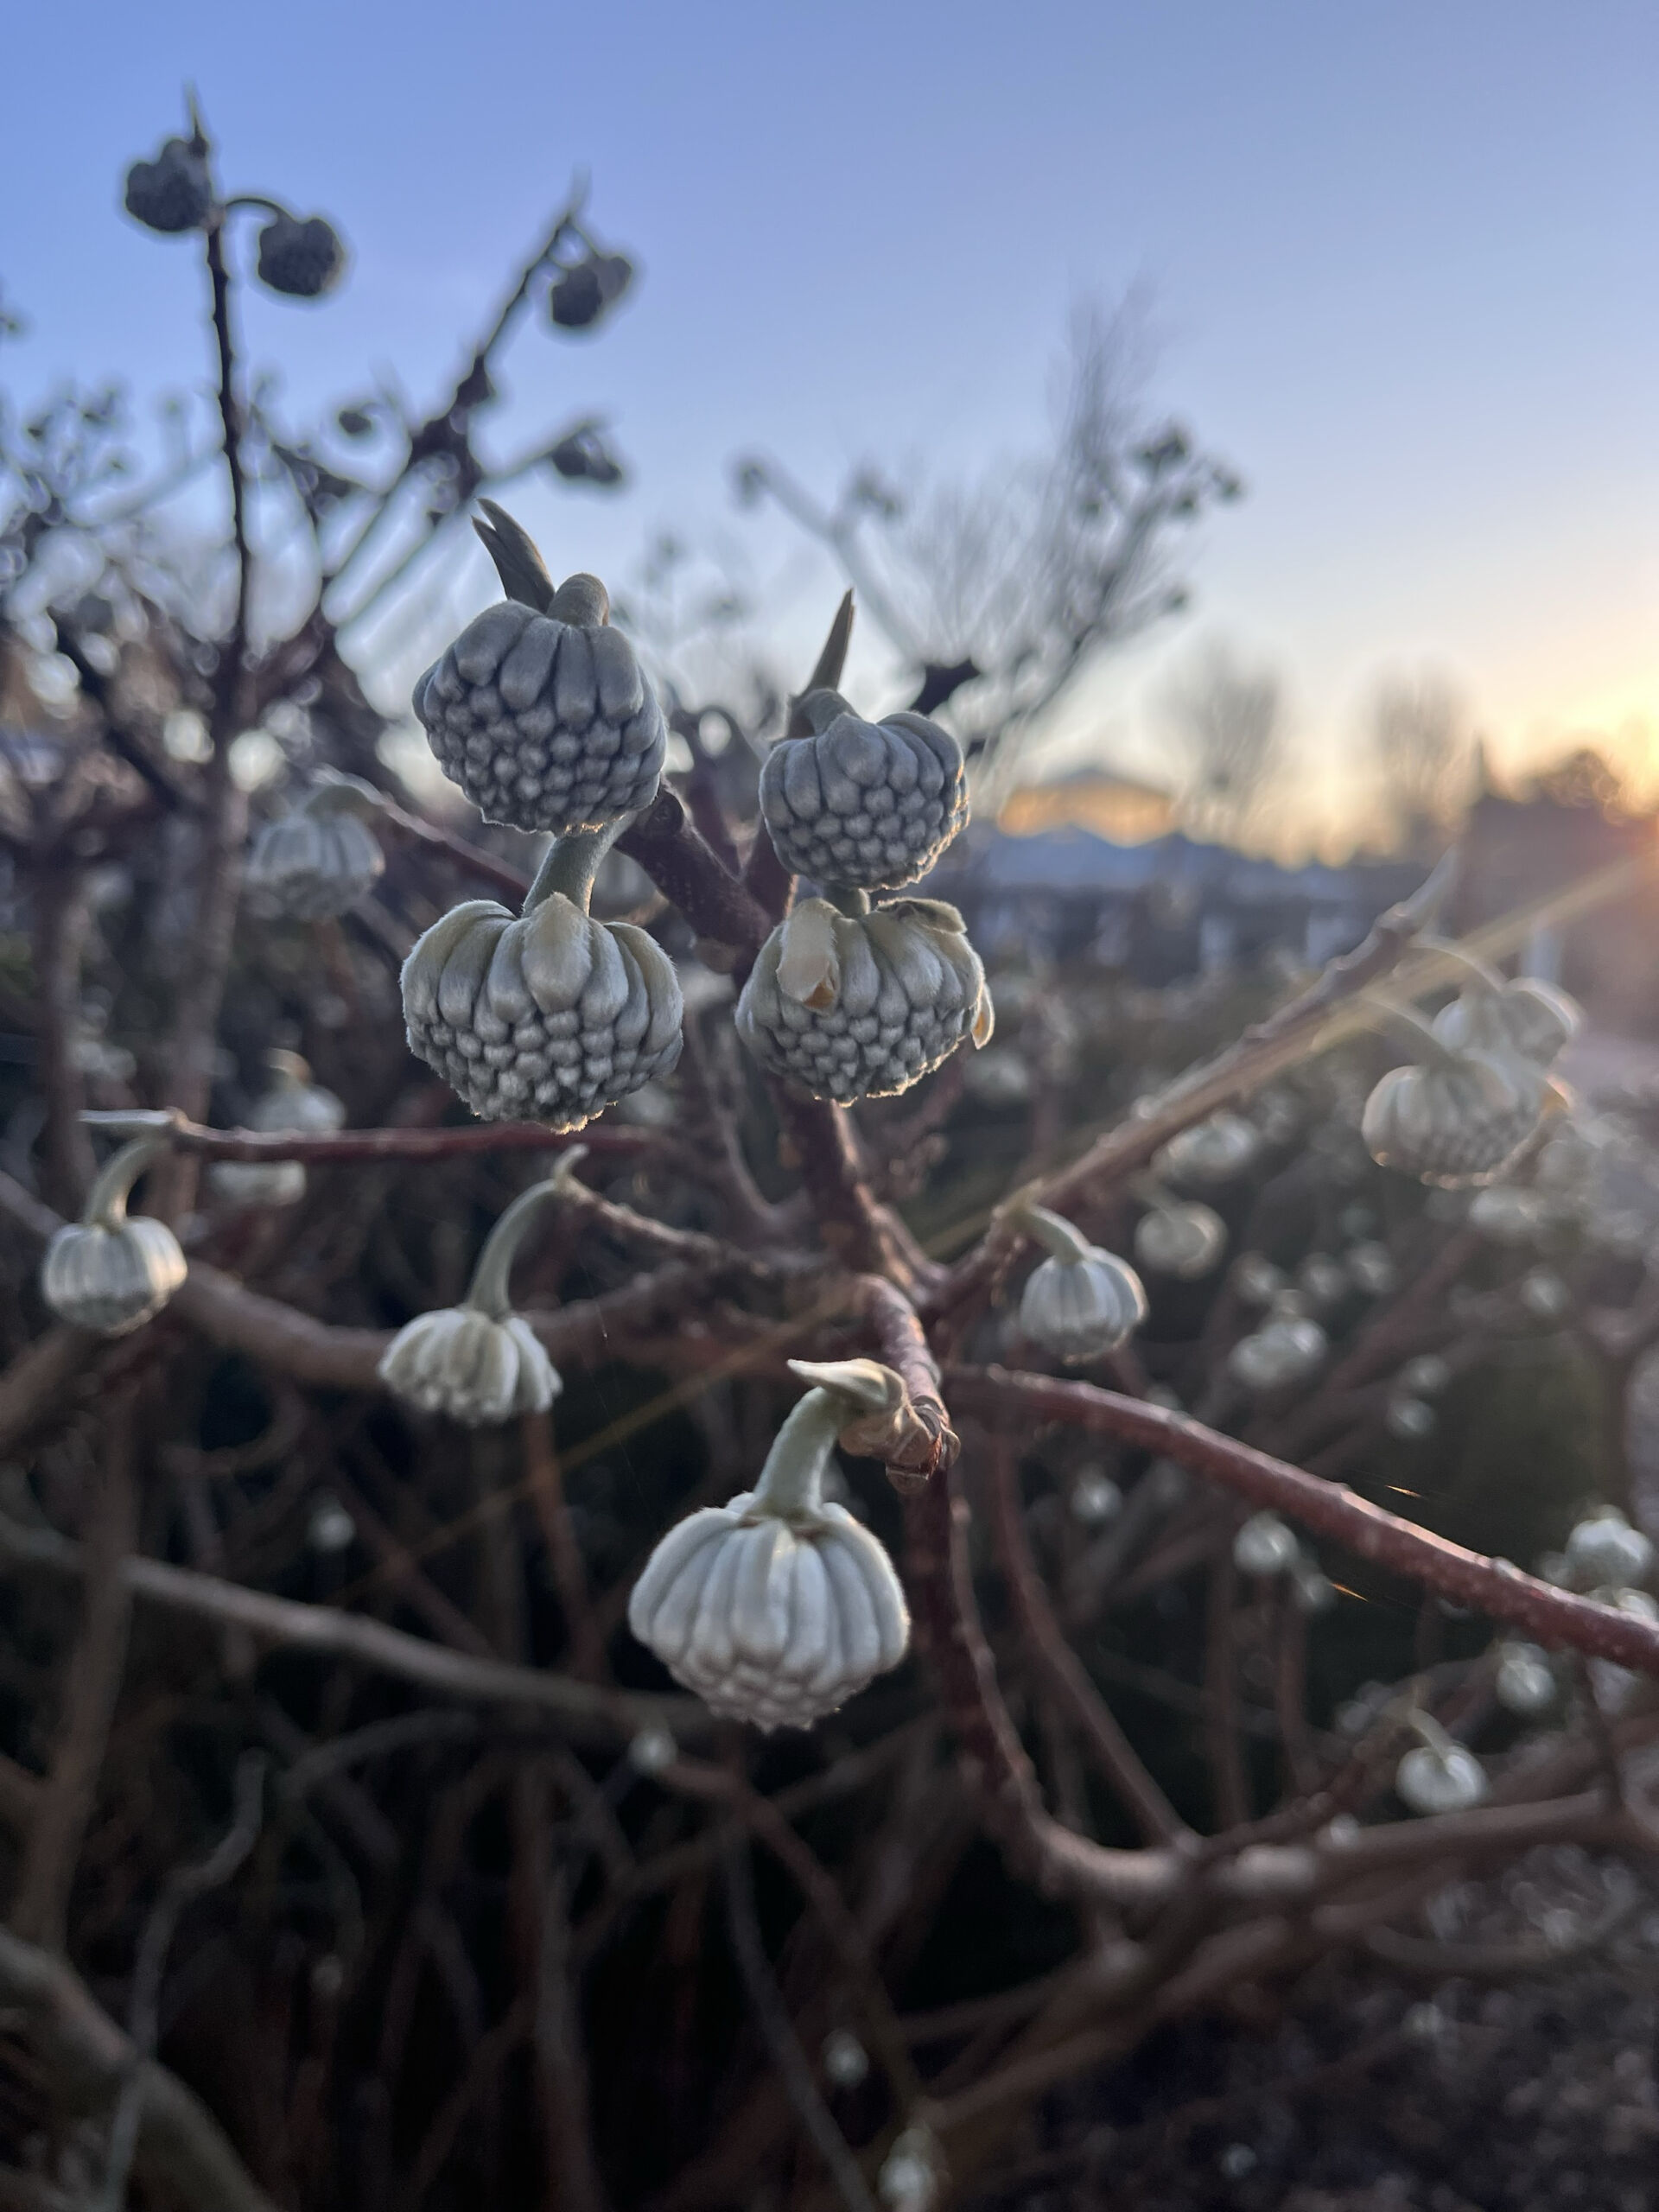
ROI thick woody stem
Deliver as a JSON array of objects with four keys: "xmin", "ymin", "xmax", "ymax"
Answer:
[
  {"xmin": 849, "ymin": 1275, "xmax": 959, "ymax": 1487},
  {"xmin": 618, "ymin": 785, "xmax": 772, "ymax": 954},
  {"xmin": 10, "ymin": 1396, "xmax": 140, "ymax": 1948},
  {"xmin": 773, "ymin": 1089, "xmax": 935, "ymax": 1289}
]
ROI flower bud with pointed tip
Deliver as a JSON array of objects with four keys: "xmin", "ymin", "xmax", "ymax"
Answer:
[
  {"xmin": 245, "ymin": 776, "xmax": 385, "ymax": 922},
  {"xmin": 256, "ymin": 213, "xmax": 347, "ymax": 299},
  {"xmin": 759, "ymin": 688, "xmax": 969, "ymax": 893},
  {"xmin": 1015, "ymin": 1204, "xmax": 1147, "ymax": 1363},
  {"xmin": 627, "ymin": 1362, "xmax": 911, "ymax": 1730},
  {"xmin": 41, "ymin": 1135, "xmax": 187, "ymax": 1336},
  {"xmin": 736, "ymin": 896, "xmax": 991, "ymax": 1103},
  {"xmin": 415, "ymin": 560, "xmax": 664, "ymax": 835}
]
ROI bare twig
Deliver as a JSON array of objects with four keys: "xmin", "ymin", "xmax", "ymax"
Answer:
[{"xmin": 720, "ymin": 1840, "xmax": 880, "ymax": 2212}]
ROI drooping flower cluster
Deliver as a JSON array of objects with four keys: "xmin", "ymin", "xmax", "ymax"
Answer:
[
  {"xmin": 735, "ymin": 895, "xmax": 991, "ymax": 1103},
  {"xmin": 628, "ymin": 1360, "xmax": 911, "ymax": 1729},
  {"xmin": 41, "ymin": 1135, "xmax": 187, "ymax": 1337},
  {"xmin": 378, "ymin": 1154, "xmax": 586, "ymax": 1425},
  {"xmin": 1363, "ymin": 974, "xmax": 1581, "ymax": 1187}
]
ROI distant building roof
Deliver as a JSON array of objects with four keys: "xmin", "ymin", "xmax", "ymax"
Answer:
[
  {"xmin": 933, "ymin": 823, "xmax": 1421, "ymax": 909},
  {"xmin": 998, "ymin": 768, "xmax": 1174, "ymax": 846}
]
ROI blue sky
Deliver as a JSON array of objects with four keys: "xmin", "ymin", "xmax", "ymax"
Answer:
[{"xmin": 4, "ymin": 1, "xmax": 1658, "ymax": 837}]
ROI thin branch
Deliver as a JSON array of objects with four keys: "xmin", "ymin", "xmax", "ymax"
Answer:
[
  {"xmin": 0, "ymin": 1509, "xmax": 709, "ymax": 1745},
  {"xmin": 97, "ymin": 1751, "xmax": 267, "ymax": 2211},
  {"xmin": 720, "ymin": 1840, "xmax": 881, "ymax": 2212},
  {"xmin": 983, "ymin": 1438, "xmax": 1189, "ymax": 1846}
]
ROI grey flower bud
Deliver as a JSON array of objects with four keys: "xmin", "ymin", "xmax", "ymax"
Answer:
[
  {"xmin": 402, "ymin": 893, "xmax": 682, "ymax": 1128},
  {"xmin": 628, "ymin": 1363, "xmax": 910, "ymax": 1729},
  {"xmin": 41, "ymin": 1136, "xmax": 187, "ymax": 1337},
  {"xmin": 735, "ymin": 896, "xmax": 991, "ymax": 1103},
  {"xmin": 124, "ymin": 138, "xmax": 213, "ymax": 234},
  {"xmin": 245, "ymin": 779, "xmax": 385, "ymax": 922},
  {"xmin": 759, "ymin": 690, "xmax": 968, "ymax": 892},
  {"xmin": 1362, "ymin": 1048, "xmax": 1550, "ymax": 1186},
  {"xmin": 256, "ymin": 213, "xmax": 347, "ymax": 299},
  {"xmin": 413, "ymin": 585, "xmax": 665, "ymax": 835}
]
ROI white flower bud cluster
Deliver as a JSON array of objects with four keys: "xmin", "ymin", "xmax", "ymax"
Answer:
[
  {"xmin": 378, "ymin": 1161, "xmax": 582, "ymax": 1425},
  {"xmin": 402, "ymin": 889, "xmax": 682, "ymax": 1128}
]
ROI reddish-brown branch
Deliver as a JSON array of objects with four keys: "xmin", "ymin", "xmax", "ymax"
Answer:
[
  {"xmin": 774, "ymin": 1090, "xmax": 936, "ymax": 1289},
  {"xmin": 617, "ymin": 785, "xmax": 772, "ymax": 956},
  {"xmin": 86, "ymin": 1111, "xmax": 652, "ymax": 1165},
  {"xmin": 949, "ymin": 1365, "xmax": 1659, "ymax": 1676},
  {"xmin": 848, "ymin": 1274, "xmax": 958, "ymax": 1486}
]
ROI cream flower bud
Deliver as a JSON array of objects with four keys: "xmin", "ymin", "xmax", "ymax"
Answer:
[
  {"xmin": 1227, "ymin": 1307, "xmax": 1327, "ymax": 1392},
  {"xmin": 402, "ymin": 827, "xmax": 682, "ymax": 1128},
  {"xmin": 1362, "ymin": 1046, "xmax": 1551, "ymax": 1187},
  {"xmin": 1152, "ymin": 1112, "xmax": 1259, "ymax": 1187},
  {"xmin": 1395, "ymin": 1721, "xmax": 1487, "ymax": 1815},
  {"xmin": 1133, "ymin": 1198, "xmax": 1227, "ymax": 1280},
  {"xmin": 1431, "ymin": 977, "xmax": 1581, "ymax": 1069},
  {"xmin": 1014, "ymin": 1204, "xmax": 1147, "ymax": 1364},
  {"xmin": 414, "ymin": 504, "xmax": 664, "ymax": 834},
  {"xmin": 1564, "ymin": 1508, "xmax": 1653, "ymax": 1590},
  {"xmin": 209, "ymin": 1052, "xmax": 345, "ymax": 1210},
  {"xmin": 1232, "ymin": 1511, "xmax": 1299, "ymax": 1578},
  {"xmin": 736, "ymin": 895, "xmax": 991, "ymax": 1103},
  {"xmin": 378, "ymin": 1157, "xmax": 583, "ymax": 1425},
  {"xmin": 758, "ymin": 687, "xmax": 968, "ymax": 892},
  {"xmin": 245, "ymin": 775, "xmax": 385, "ymax": 922},
  {"xmin": 627, "ymin": 1360, "xmax": 911, "ymax": 1730},
  {"xmin": 1495, "ymin": 1642, "xmax": 1555, "ymax": 1716},
  {"xmin": 41, "ymin": 1135, "xmax": 187, "ymax": 1337}
]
